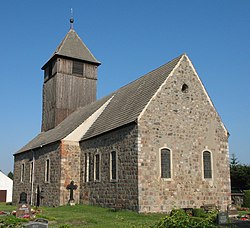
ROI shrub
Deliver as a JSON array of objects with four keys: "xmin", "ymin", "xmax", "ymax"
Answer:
[
  {"xmin": 192, "ymin": 208, "xmax": 206, "ymax": 217},
  {"xmin": 170, "ymin": 209, "xmax": 186, "ymax": 216},
  {"xmin": 154, "ymin": 209, "xmax": 217, "ymax": 228},
  {"xmin": 243, "ymin": 190, "xmax": 250, "ymax": 208}
]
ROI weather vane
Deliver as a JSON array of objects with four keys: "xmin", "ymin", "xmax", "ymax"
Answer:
[{"xmin": 70, "ymin": 8, "xmax": 74, "ymax": 29}]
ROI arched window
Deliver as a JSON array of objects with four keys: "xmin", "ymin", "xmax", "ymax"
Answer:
[
  {"xmin": 45, "ymin": 158, "xmax": 50, "ymax": 183},
  {"xmin": 30, "ymin": 162, "xmax": 33, "ymax": 183},
  {"xmin": 161, "ymin": 148, "xmax": 171, "ymax": 178},
  {"xmin": 21, "ymin": 163, "xmax": 25, "ymax": 183},
  {"xmin": 94, "ymin": 153, "xmax": 101, "ymax": 181},
  {"xmin": 110, "ymin": 151, "xmax": 117, "ymax": 181},
  {"xmin": 84, "ymin": 153, "xmax": 90, "ymax": 182},
  {"xmin": 203, "ymin": 151, "xmax": 212, "ymax": 179}
]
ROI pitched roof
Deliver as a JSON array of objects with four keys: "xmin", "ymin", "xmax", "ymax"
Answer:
[
  {"xmin": 16, "ymin": 54, "xmax": 183, "ymax": 154},
  {"xmin": 82, "ymin": 54, "xmax": 182, "ymax": 140},
  {"xmin": 16, "ymin": 94, "xmax": 113, "ymax": 154},
  {"xmin": 42, "ymin": 29, "xmax": 101, "ymax": 69}
]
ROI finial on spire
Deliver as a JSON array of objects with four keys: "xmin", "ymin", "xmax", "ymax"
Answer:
[{"xmin": 70, "ymin": 8, "xmax": 74, "ymax": 29}]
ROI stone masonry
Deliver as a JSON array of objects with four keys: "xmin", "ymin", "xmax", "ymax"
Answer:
[
  {"xmin": 59, "ymin": 140, "xmax": 81, "ymax": 205},
  {"xmin": 80, "ymin": 123, "xmax": 139, "ymax": 211},
  {"xmin": 137, "ymin": 56, "xmax": 231, "ymax": 212},
  {"xmin": 13, "ymin": 141, "xmax": 81, "ymax": 206},
  {"xmin": 13, "ymin": 142, "xmax": 61, "ymax": 206}
]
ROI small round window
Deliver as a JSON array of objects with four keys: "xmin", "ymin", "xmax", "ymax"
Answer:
[{"xmin": 181, "ymin": 83, "xmax": 188, "ymax": 93}]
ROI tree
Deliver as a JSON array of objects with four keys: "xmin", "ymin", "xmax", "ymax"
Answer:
[
  {"xmin": 7, "ymin": 171, "xmax": 13, "ymax": 180},
  {"xmin": 230, "ymin": 153, "xmax": 239, "ymax": 167},
  {"xmin": 230, "ymin": 154, "xmax": 250, "ymax": 191}
]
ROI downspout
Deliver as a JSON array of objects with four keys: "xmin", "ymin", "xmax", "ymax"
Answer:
[{"xmin": 30, "ymin": 149, "xmax": 35, "ymax": 205}]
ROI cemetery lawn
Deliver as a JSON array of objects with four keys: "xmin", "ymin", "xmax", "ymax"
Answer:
[{"xmin": 0, "ymin": 203, "xmax": 166, "ymax": 227}]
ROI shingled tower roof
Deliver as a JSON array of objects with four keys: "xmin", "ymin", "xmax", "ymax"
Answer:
[{"xmin": 42, "ymin": 28, "xmax": 101, "ymax": 69}]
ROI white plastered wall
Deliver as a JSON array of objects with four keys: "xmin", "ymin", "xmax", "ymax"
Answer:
[{"xmin": 0, "ymin": 171, "xmax": 13, "ymax": 202}]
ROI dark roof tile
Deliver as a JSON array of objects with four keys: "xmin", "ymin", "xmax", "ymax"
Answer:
[
  {"xmin": 16, "ymin": 95, "xmax": 113, "ymax": 154},
  {"xmin": 82, "ymin": 54, "xmax": 182, "ymax": 140},
  {"xmin": 42, "ymin": 29, "xmax": 100, "ymax": 69},
  {"xmin": 16, "ymin": 54, "xmax": 183, "ymax": 154}
]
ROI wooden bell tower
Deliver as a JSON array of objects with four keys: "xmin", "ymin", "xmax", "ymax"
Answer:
[{"xmin": 41, "ymin": 20, "xmax": 101, "ymax": 132}]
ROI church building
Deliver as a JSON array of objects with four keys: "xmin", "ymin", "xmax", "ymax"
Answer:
[{"xmin": 13, "ymin": 21, "xmax": 231, "ymax": 213}]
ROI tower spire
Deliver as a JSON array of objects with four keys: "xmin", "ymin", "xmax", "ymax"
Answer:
[{"xmin": 70, "ymin": 8, "xmax": 74, "ymax": 29}]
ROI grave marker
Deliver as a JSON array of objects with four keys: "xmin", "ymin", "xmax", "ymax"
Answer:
[
  {"xmin": 24, "ymin": 218, "xmax": 48, "ymax": 228},
  {"xmin": 16, "ymin": 203, "xmax": 31, "ymax": 218},
  {"xmin": 218, "ymin": 211, "xmax": 228, "ymax": 225},
  {"xmin": 16, "ymin": 192, "xmax": 31, "ymax": 218},
  {"xmin": 19, "ymin": 192, "xmax": 27, "ymax": 204},
  {"xmin": 66, "ymin": 180, "xmax": 77, "ymax": 205}
]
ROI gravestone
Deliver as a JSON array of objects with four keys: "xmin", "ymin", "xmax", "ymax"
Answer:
[
  {"xmin": 16, "ymin": 203, "xmax": 31, "ymax": 218},
  {"xmin": 16, "ymin": 192, "xmax": 31, "ymax": 218},
  {"xmin": 19, "ymin": 192, "xmax": 28, "ymax": 204},
  {"xmin": 217, "ymin": 211, "xmax": 228, "ymax": 225},
  {"xmin": 24, "ymin": 218, "xmax": 48, "ymax": 228},
  {"xmin": 228, "ymin": 204, "xmax": 238, "ymax": 218},
  {"xmin": 66, "ymin": 180, "xmax": 77, "ymax": 205}
]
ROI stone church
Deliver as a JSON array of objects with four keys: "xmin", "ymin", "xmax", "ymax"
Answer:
[{"xmin": 13, "ymin": 23, "xmax": 231, "ymax": 212}]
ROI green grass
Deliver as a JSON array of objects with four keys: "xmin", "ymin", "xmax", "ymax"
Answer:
[
  {"xmin": 0, "ymin": 203, "xmax": 16, "ymax": 211},
  {"xmin": 0, "ymin": 203, "xmax": 166, "ymax": 227}
]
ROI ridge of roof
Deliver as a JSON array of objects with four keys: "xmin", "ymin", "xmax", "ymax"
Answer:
[
  {"xmin": 42, "ymin": 29, "xmax": 101, "ymax": 69},
  {"xmin": 81, "ymin": 54, "xmax": 183, "ymax": 140},
  {"xmin": 15, "ymin": 94, "xmax": 113, "ymax": 154},
  {"xmin": 16, "ymin": 54, "xmax": 183, "ymax": 154}
]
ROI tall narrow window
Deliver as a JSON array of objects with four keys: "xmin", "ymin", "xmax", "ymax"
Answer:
[
  {"xmin": 110, "ymin": 151, "xmax": 117, "ymax": 181},
  {"xmin": 203, "ymin": 151, "xmax": 212, "ymax": 179},
  {"xmin": 30, "ymin": 162, "xmax": 33, "ymax": 183},
  {"xmin": 85, "ymin": 153, "xmax": 89, "ymax": 182},
  {"xmin": 21, "ymin": 163, "xmax": 25, "ymax": 182},
  {"xmin": 88, "ymin": 153, "xmax": 91, "ymax": 181},
  {"xmin": 94, "ymin": 154, "xmax": 100, "ymax": 181},
  {"xmin": 45, "ymin": 159, "xmax": 50, "ymax": 182},
  {"xmin": 161, "ymin": 148, "xmax": 171, "ymax": 178}
]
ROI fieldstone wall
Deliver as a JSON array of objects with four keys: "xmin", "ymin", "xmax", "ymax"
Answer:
[
  {"xmin": 13, "ymin": 150, "xmax": 33, "ymax": 204},
  {"xmin": 59, "ymin": 140, "xmax": 81, "ymax": 205},
  {"xmin": 138, "ymin": 56, "xmax": 231, "ymax": 213},
  {"xmin": 13, "ymin": 142, "xmax": 61, "ymax": 206},
  {"xmin": 80, "ymin": 123, "xmax": 139, "ymax": 211}
]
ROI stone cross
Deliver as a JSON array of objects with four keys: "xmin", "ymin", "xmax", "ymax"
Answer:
[{"xmin": 66, "ymin": 181, "xmax": 77, "ymax": 201}]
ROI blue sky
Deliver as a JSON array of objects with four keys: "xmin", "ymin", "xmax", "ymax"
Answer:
[{"xmin": 0, "ymin": 0, "xmax": 249, "ymax": 174}]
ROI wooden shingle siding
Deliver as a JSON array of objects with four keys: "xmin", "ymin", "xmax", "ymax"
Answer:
[
  {"xmin": 51, "ymin": 60, "xmax": 57, "ymax": 76},
  {"xmin": 42, "ymin": 77, "xmax": 56, "ymax": 131},
  {"xmin": 42, "ymin": 55, "xmax": 98, "ymax": 132},
  {"xmin": 84, "ymin": 63, "xmax": 97, "ymax": 79},
  {"xmin": 58, "ymin": 58, "xmax": 72, "ymax": 74}
]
